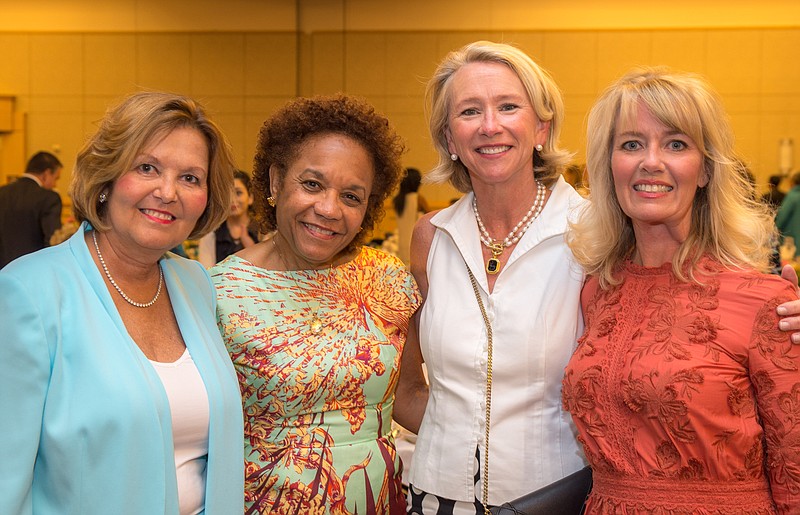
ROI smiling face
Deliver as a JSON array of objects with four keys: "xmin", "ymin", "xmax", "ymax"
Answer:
[
  {"xmin": 444, "ymin": 61, "xmax": 549, "ymax": 189},
  {"xmin": 103, "ymin": 126, "xmax": 209, "ymax": 258},
  {"xmin": 230, "ymin": 177, "xmax": 253, "ymax": 217},
  {"xmin": 270, "ymin": 133, "xmax": 374, "ymax": 269},
  {"xmin": 611, "ymin": 102, "xmax": 707, "ymax": 243}
]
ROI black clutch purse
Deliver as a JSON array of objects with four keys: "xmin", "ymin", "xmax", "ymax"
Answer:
[{"xmin": 490, "ymin": 466, "xmax": 592, "ymax": 515}]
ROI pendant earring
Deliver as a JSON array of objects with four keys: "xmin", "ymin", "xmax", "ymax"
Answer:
[
  {"xmin": 450, "ymin": 153, "xmax": 458, "ymax": 161},
  {"xmin": 267, "ymin": 196, "xmax": 276, "ymax": 207},
  {"xmin": 535, "ymin": 144, "xmax": 543, "ymax": 152},
  {"xmin": 99, "ymin": 192, "xmax": 107, "ymax": 203}
]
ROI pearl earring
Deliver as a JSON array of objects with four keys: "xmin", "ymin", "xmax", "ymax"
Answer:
[
  {"xmin": 535, "ymin": 144, "xmax": 543, "ymax": 152},
  {"xmin": 450, "ymin": 153, "xmax": 458, "ymax": 161}
]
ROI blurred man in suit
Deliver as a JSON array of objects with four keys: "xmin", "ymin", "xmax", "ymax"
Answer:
[{"xmin": 0, "ymin": 151, "xmax": 63, "ymax": 268}]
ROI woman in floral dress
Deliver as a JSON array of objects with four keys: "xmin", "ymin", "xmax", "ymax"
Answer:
[
  {"xmin": 212, "ymin": 95, "xmax": 420, "ymax": 514},
  {"xmin": 564, "ymin": 68, "xmax": 800, "ymax": 513}
]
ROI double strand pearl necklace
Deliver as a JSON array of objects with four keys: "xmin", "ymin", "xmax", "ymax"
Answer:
[
  {"xmin": 272, "ymin": 236, "xmax": 326, "ymax": 335},
  {"xmin": 92, "ymin": 230, "xmax": 163, "ymax": 308},
  {"xmin": 472, "ymin": 180, "xmax": 545, "ymax": 274}
]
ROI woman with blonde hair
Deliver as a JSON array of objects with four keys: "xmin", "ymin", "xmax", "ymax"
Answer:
[
  {"xmin": 397, "ymin": 40, "xmax": 588, "ymax": 513},
  {"xmin": 564, "ymin": 68, "xmax": 800, "ymax": 513},
  {"xmin": 569, "ymin": 67, "xmax": 776, "ymax": 285},
  {"xmin": 0, "ymin": 91, "xmax": 244, "ymax": 514}
]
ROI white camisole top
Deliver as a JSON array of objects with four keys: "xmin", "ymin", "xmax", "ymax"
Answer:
[{"xmin": 150, "ymin": 348, "xmax": 210, "ymax": 515}]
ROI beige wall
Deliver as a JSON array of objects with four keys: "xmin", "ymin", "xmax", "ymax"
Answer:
[
  {"xmin": 2, "ymin": 0, "xmax": 800, "ymax": 235},
  {"xmin": 5, "ymin": 0, "xmax": 797, "ymax": 32},
  {"xmin": 0, "ymin": 31, "xmax": 299, "ymax": 216}
]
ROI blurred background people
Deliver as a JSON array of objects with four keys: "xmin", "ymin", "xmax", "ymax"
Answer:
[
  {"xmin": 211, "ymin": 95, "xmax": 420, "ymax": 514},
  {"xmin": 0, "ymin": 151, "xmax": 63, "ymax": 268},
  {"xmin": 776, "ymin": 171, "xmax": 800, "ymax": 261},
  {"xmin": 0, "ymin": 91, "xmax": 244, "ymax": 514},
  {"xmin": 393, "ymin": 166, "xmax": 429, "ymax": 265},
  {"xmin": 763, "ymin": 173, "xmax": 789, "ymax": 271},
  {"xmin": 197, "ymin": 169, "xmax": 259, "ymax": 268},
  {"xmin": 396, "ymin": 41, "xmax": 587, "ymax": 513},
  {"xmin": 562, "ymin": 163, "xmax": 586, "ymax": 191},
  {"xmin": 566, "ymin": 68, "xmax": 800, "ymax": 513},
  {"xmin": 761, "ymin": 173, "xmax": 786, "ymax": 210},
  {"xmin": 563, "ymin": 162, "xmax": 590, "ymax": 198}
]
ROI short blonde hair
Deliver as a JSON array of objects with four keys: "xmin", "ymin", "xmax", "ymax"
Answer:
[
  {"xmin": 568, "ymin": 67, "xmax": 777, "ymax": 287},
  {"xmin": 71, "ymin": 91, "xmax": 236, "ymax": 240},
  {"xmin": 425, "ymin": 40, "xmax": 571, "ymax": 193}
]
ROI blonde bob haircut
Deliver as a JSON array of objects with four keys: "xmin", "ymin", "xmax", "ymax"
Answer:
[
  {"xmin": 71, "ymin": 91, "xmax": 236, "ymax": 240},
  {"xmin": 425, "ymin": 40, "xmax": 571, "ymax": 193},
  {"xmin": 568, "ymin": 67, "xmax": 776, "ymax": 288}
]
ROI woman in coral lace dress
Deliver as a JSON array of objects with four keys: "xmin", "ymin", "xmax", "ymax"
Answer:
[
  {"xmin": 211, "ymin": 95, "xmax": 420, "ymax": 514},
  {"xmin": 564, "ymin": 68, "xmax": 800, "ymax": 513}
]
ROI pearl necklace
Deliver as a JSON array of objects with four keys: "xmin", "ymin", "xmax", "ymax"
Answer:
[
  {"xmin": 92, "ymin": 230, "xmax": 163, "ymax": 308},
  {"xmin": 272, "ymin": 235, "xmax": 325, "ymax": 335},
  {"xmin": 472, "ymin": 180, "xmax": 545, "ymax": 274}
]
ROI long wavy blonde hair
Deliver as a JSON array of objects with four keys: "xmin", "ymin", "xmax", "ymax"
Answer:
[{"xmin": 568, "ymin": 67, "xmax": 776, "ymax": 288}]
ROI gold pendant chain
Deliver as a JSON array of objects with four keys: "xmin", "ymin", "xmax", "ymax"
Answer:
[
  {"xmin": 272, "ymin": 235, "xmax": 326, "ymax": 335},
  {"xmin": 466, "ymin": 262, "xmax": 493, "ymax": 515},
  {"xmin": 473, "ymin": 181, "xmax": 545, "ymax": 275}
]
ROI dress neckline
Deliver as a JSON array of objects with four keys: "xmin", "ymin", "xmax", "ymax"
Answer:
[
  {"xmin": 224, "ymin": 248, "xmax": 366, "ymax": 276},
  {"xmin": 622, "ymin": 259, "xmax": 673, "ymax": 276}
]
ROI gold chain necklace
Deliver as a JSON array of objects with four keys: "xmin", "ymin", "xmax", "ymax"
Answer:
[
  {"xmin": 465, "ymin": 262, "xmax": 493, "ymax": 515},
  {"xmin": 92, "ymin": 230, "xmax": 163, "ymax": 308},
  {"xmin": 472, "ymin": 180, "xmax": 545, "ymax": 275},
  {"xmin": 272, "ymin": 235, "xmax": 325, "ymax": 335}
]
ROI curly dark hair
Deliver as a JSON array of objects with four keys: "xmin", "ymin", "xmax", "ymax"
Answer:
[{"xmin": 252, "ymin": 95, "xmax": 405, "ymax": 249}]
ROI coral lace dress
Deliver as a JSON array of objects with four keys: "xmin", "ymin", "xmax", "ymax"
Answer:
[
  {"xmin": 212, "ymin": 247, "xmax": 420, "ymax": 514},
  {"xmin": 563, "ymin": 258, "xmax": 800, "ymax": 514}
]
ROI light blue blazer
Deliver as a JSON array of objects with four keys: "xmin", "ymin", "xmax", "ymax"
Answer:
[{"xmin": 0, "ymin": 223, "xmax": 244, "ymax": 515}]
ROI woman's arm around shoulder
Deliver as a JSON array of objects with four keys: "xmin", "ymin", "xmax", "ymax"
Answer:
[
  {"xmin": 394, "ymin": 316, "xmax": 427, "ymax": 434},
  {"xmin": 408, "ymin": 211, "xmax": 437, "ymax": 299},
  {"xmin": 777, "ymin": 265, "xmax": 800, "ymax": 342},
  {"xmin": 393, "ymin": 211, "xmax": 437, "ymax": 433}
]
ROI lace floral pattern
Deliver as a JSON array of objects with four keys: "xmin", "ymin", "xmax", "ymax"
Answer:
[
  {"xmin": 213, "ymin": 248, "xmax": 420, "ymax": 514},
  {"xmin": 563, "ymin": 258, "xmax": 800, "ymax": 513}
]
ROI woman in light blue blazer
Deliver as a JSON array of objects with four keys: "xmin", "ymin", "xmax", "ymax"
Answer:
[{"xmin": 0, "ymin": 92, "xmax": 244, "ymax": 515}]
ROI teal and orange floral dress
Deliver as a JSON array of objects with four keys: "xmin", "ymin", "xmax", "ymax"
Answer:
[{"xmin": 211, "ymin": 246, "xmax": 421, "ymax": 514}]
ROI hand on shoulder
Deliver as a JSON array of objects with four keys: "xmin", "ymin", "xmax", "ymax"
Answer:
[{"xmin": 777, "ymin": 264, "xmax": 800, "ymax": 342}]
